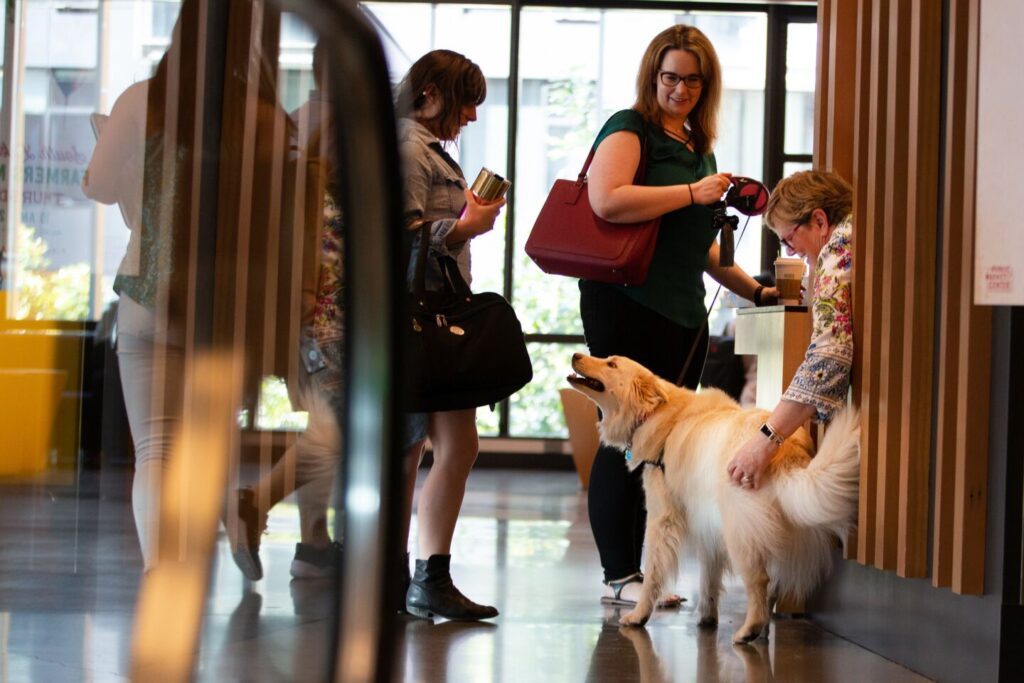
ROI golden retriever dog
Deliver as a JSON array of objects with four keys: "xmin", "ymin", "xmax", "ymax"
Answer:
[{"xmin": 568, "ymin": 353, "xmax": 859, "ymax": 643}]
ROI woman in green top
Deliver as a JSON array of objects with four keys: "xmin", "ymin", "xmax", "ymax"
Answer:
[{"xmin": 581, "ymin": 24, "xmax": 778, "ymax": 608}]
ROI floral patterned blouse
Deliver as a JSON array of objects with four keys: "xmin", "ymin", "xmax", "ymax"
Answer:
[
  {"xmin": 781, "ymin": 215, "xmax": 853, "ymax": 422},
  {"xmin": 310, "ymin": 191, "xmax": 345, "ymax": 346}
]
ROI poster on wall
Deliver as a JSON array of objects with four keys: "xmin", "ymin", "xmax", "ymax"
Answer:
[{"xmin": 975, "ymin": 0, "xmax": 1024, "ymax": 305}]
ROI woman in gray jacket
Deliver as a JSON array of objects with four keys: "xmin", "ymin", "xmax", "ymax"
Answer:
[{"xmin": 395, "ymin": 50, "xmax": 504, "ymax": 621}]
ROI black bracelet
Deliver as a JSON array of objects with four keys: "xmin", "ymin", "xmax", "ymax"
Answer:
[{"xmin": 753, "ymin": 285, "xmax": 764, "ymax": 306}]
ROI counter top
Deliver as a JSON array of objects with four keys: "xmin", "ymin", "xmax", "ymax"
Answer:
[{"xmin": 735, "ymin": 304, "xmax": 809, "ymax": 316}]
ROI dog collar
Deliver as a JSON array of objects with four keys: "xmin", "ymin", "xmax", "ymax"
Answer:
[{"xmin": 624, "ymin": 412, "xmax": 665, "ymax": 472}]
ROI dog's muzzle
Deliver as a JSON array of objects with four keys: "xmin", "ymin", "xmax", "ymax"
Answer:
[{"xmin": 568, "ymin": 372, "xmax": 605, "ymax": 393}]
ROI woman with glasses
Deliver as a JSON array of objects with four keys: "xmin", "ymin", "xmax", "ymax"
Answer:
[
  {"xmin": 726, "ymin": 169, "xmax": 854, "ymax": 490},
  {"xmin": 582, "ymin": 24, "xmax": 777, "ymax": 609}
]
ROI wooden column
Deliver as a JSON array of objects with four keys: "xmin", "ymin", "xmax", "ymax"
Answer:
[
  {"xmin": 815, "ymin": 0, "xmax": 984, "ymax": 590},
  {"xmin": 944, "ymin": 0, "xmax": 991, "ymax": 596},
  {"xmin": 896, "ymin": 0, "xmax": 941, "ymax": 578}
]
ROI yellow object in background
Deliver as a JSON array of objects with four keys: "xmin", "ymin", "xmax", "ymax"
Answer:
[
  {"xmin": 0, "ymin": 369, "xmax": 67, "ymax": 475},
  {"xmin": 0, "ymin": 290, "xmax": 87, "ymax": 476}
]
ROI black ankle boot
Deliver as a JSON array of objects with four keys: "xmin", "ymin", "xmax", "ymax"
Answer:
[
  {"xmin": 397, "ymin": 552, "xmax": 411, "ymax": 614},
  {"xmin": 406, "ymin": 554, "xmax": 498, "ymax": 621}
]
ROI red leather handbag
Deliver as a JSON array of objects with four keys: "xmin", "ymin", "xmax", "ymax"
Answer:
[{"xmin": 525, "ymin": 129, "xmax": 658, "ymax": 286}]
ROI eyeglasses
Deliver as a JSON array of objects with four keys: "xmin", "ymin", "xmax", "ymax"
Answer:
[
  {"xmin": 778, "ymin": 222, "xmax": 805, "ymax": 250},
  {"xmin": 658, "ymin": 71, "xmax": 704, "ymax": 89}
]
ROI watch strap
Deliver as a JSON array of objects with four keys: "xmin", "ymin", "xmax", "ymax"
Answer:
[{"xmin": 759, "ymin": 422, "xmax": 785, "ymax": 447}]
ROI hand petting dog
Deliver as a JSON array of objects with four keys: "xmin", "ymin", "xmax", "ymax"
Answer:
[
  {"xmin": 726, "ymin": 438, "xmax": 776, "ymax": 490},
  {"xmin": 727, "ymin": 399, "xmax": 819, "ymax": 491}
]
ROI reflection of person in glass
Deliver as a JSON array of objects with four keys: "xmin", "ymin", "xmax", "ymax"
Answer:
[
  {"xmin": 580, "ymin": 25, "xmax": 777, "ymax": 608},
  {"xmin": 395, "ymin": 50, "xmax": 504, "ymax": 620},
  {"xmin": 727, "ymin": 170, "xmax": 854, "ymax": 489},
  {"xmin": 81, "ymin": 2, "xmax": 199, "ymax": 572},
  {"xmin": 226, "ymin": 41, "xmax": 345, "ymax": 582}
]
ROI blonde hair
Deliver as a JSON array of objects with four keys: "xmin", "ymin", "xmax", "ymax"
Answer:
[
  {"xmin": 764, "ymin": 170, "xmax": 853, "ymax": 230},
  {"xmin": 633, "ymin": 25, "xmax": 721, "ymax": 156}
]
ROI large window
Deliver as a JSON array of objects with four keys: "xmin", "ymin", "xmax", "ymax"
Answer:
[
  {"xmin": 0, "ymin": 1, "xmax": 810, "ymax": 436},
  {"xmin": 783, "ymin": 19, "xmax": 815, "ymax": 177},
  {"xmin": 0, "ymin": 2, "xmax": 811, "ymax": 437},
  {"xmin": 2, "ymin": 1, "xmax": 178, "ymax": 322},
  {"xmin": 362, "ymin": 1, "xmax": 811, "ymax": 439}
]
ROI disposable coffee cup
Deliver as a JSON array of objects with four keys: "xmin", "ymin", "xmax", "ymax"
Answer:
[
  {"xmin": 775, "ymin": 257, "xmax": 806, "ymax": 305},
  {"xmin": 470, "ymin": 167, "xmax": 510, "ymax": 202}
]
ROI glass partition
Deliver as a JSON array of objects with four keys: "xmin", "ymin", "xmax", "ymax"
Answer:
[{"xmin": 1, "ymin": 1, "xmax": 360, "ymax": 678}]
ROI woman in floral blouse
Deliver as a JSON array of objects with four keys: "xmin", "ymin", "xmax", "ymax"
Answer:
[{"xmin": 726, "ymin": 170, "xmax": 854, "ymax": 489}]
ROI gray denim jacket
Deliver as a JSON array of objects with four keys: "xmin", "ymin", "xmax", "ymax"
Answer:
[{"xmin": 398, "ymin": 118, "xmax": 472, "ymax": 291}]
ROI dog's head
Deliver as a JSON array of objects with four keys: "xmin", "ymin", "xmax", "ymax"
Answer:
[{"xmin": 568, "ymin": 353, "xmax": 668, "ymax": 448}]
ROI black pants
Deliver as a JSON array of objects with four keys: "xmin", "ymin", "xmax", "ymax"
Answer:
[{"xmin": 579, "ymin": 282, "xmax": 708, "ymax": 583}]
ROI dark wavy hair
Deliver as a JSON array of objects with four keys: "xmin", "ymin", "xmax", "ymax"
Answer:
[{"xmin": 395, "ymin": 49, "xmax": 486, "ymax": 141}]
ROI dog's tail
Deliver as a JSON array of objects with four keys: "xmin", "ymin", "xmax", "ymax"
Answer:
[{"xmin": 775, "ymin": 407, "xmax": 860, "ymax": 537}]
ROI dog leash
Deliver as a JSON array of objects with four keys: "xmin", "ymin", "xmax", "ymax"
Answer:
[
  {"xmin": 639, "ymin": 215, "xmax": 753, "ymax": 474},
  {"xmin": 673, "ymin": 214, "xmax": 753, "ymax": 387}
]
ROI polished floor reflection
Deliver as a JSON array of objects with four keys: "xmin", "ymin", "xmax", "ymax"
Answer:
[{"xmin": 0, "ymin": 468, "xmax": 931, "ymax": 682}]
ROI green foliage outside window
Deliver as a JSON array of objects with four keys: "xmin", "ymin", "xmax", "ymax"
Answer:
[
  {"xmin": 14, "ymin": 225, "xmax": 90, "ymax": 321},
  {"xmin": 256, "ymin": 375, "xmax": 309, "ymax": 431}
]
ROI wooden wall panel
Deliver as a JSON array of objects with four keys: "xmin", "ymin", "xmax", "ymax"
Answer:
[
  {"xmin": 949, "ymin": 0, "xmax": 991, "ymax": 596},
  {"xmin": 843, "ymin": 0, "xmax": 875, "ymax": 562},
  {"xmin": 815, "ymin": 0, "xmax": 857, "ymax": 180},
  {"xmin": 873, "ymin": 0, "xmax": 913, "ymax": 571},
  {"xmin": 896, "ymin": 0, "xmax": 941, "ymax": 579},
  {"xmin": 933, "ymin": 0, "xmax": 972, "ymax": 589},
  {"xmin": 816, "ymin": 0, "xmax": 986, "ymax": 592},
  {"xmin": 855, "ymin": 0, "xmax": 890, "ymax": 568}
]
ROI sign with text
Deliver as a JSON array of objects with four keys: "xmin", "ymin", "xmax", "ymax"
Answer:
[{"xmin": 975, "ymin": 0, "xmax": 1024, "ymax": 305}]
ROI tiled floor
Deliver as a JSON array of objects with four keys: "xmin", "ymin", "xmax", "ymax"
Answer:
[{"xmin": 0, "ymin": 467, "xmax": 932, "ymax": 682}]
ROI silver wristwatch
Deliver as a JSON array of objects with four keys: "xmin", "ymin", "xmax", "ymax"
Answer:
[{"xmin": 759, "ymin": 422, "xmax": 785, "ymax": 447}]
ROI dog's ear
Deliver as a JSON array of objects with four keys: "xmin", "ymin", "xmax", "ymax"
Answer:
[{"xmin": 630, "ymin": 372, "xmax": 667, "ymax": 417}]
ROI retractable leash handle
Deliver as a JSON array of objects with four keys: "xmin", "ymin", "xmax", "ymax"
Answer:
[
  {"xmin": 675, "ymin": 175, "xmax": 771, "ymax": 385},
  {"xmin": 712, "ymin": 176, "xmax": 770, "ymax": 267},
  {"xmin": 726, "ymin": 176, "xmax": 771, "ymax": 217}
]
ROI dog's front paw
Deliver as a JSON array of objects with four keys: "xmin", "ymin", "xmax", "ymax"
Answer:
[
  {"xmin": 732, "ymin": 620, "xmax": 768, "ymax": 644},
  {"xmin": 619, "ymin": 608, "xmax": 651, "ymax": 627},
  {"xmin": 697, "ymin": 599, "xmax": 718, "ymax": 628},
  {"xmin": 697, "ymin": 614, "xmax": 718, "ymax": 629}
]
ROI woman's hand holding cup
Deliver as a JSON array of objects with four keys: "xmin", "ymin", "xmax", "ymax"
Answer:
[{"xmin": 450, "ymin": 188, "xmax": 505, "ymax": 243}]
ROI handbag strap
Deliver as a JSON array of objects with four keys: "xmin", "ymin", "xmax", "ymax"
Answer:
[
  {"xmin": 427, "ymin": 141, "xmax": 465, "ymax": 179},
  {"xmin": 412, "ymin": 221, "xmax": 432, "ymax": 302},
  {"xmin": 576, "ymin": 120, "xmax": 650, "ymax": 186},
  {"xmin": 412, "ymin": 221, "xmax": 471, "ymax": 306},
  {"xmin": 438, "ymin": 255, "xmax": 473, "ymax": 300},
  {"xmin": 413, "ymin": 143, "xmax": 474, "ymax": 305}
]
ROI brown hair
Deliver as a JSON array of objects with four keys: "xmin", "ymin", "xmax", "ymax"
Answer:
[
  {"xmin": 633, "ymin": 25, "xmax": 722, "ymax": 156},
  {"xmin": 764, "ymin": 170, "xmax": 854, "ymax": 230},
  {"xmin": 395, "ymin": 49, "xmax": 486, "ymax": 141}
]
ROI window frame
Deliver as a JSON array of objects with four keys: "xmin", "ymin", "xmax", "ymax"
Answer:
[{"xmin": 363, "ymin": 0, "xmax": 817, "ymax": 440}]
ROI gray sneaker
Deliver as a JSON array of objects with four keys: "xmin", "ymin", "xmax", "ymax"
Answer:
[{"xmin": 290, "ymin": 541, "xmax": 342, "ymax": 579}]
